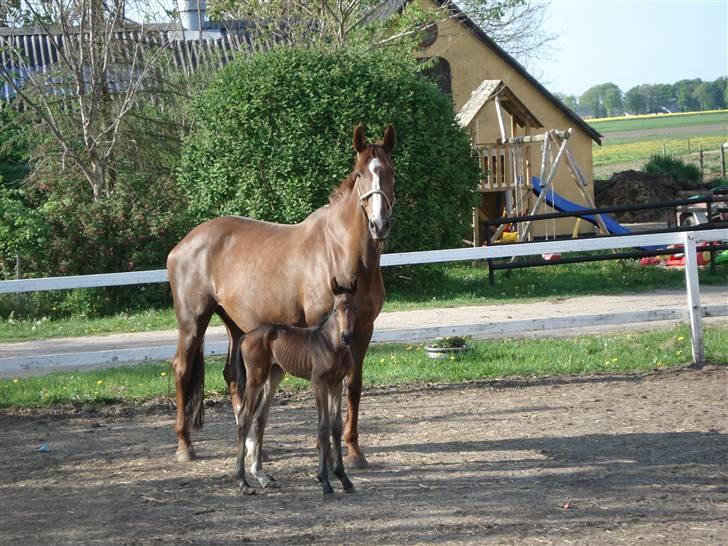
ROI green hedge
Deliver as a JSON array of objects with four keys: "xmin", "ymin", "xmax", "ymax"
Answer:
[{"xmin": 178, "ymin": 46, "xmax": 480, "ymax": 252}]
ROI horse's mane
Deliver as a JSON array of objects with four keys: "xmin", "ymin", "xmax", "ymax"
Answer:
[{"xmin": 328, "ymin": 145, "xmax": 390, "ymax": 205}]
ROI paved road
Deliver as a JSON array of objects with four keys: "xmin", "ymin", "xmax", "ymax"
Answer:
[{"xmin": 2, "ymin": 287, "xmax": 726, "ymax": 377}]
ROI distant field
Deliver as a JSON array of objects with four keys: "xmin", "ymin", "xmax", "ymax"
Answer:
[
  {"xmin": 590, "ymin": 110, "xmax": 728, "ymax": 178},
  {"xmin": 589, "ymin": 110, "xmax": 728, "ymax": 134}
]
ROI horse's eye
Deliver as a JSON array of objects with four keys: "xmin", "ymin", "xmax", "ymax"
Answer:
[{"xmin": 355, "ymin": 172, "xmax": 362, "ymax": 179}]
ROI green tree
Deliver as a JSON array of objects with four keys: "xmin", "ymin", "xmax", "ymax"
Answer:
[
  {"xmin": 601, "ymin": 84, "xmax": 623, "ymax": 116},
  {"xmin": 555, "ymin": 92, "xmax": 578, "ymax": 112},
  {"xmin": 178, "ymin": 46, "xmax": 480, "ymax": 252},
  {"xmin": 579, "ymin": 83, "xmax": 622, "ymax": 117},
  {"xmin": 693, "ymin": 80, "xmax": 725, "ymax": 110},
  {"xmin": 673, "ymin": 78, "xmax": 701, "ymax": 112},
  {"xmin": 624, "ymin": 86, "xmax": 647, "ymax": 114}
]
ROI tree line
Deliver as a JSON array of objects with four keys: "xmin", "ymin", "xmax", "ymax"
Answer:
[{"xmin": 556, "ymin": 77, "xmax": 728, "ymax": 118}]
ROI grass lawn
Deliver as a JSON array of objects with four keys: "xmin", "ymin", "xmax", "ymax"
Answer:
[
  {"xmin": 2, "ymin": 324, "xmax": 725, "ymax": 408},
  {"xmin": 2, "ymin": 260, "xmax": 727, "ymax": 342}
]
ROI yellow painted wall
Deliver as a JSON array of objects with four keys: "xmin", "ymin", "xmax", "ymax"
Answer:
[{"xmin": 415, "ymin": 0, "xmax": 598, "ymax": 238}]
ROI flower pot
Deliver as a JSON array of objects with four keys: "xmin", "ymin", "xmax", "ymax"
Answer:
[{"xmin": 425, "ymin": 345, "xmax": 470, "ymax": 359}]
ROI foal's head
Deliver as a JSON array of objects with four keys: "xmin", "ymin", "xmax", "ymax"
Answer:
[
  {"xmin": 330, "ymin": 276, "xmax": 358, "ymax": 346},
  {"xmin": 352, "ymin": 125, "xmax": 396, "ymax": 242}
]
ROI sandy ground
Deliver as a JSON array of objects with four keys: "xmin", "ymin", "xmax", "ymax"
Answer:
[{"xmin": 1, "ymin": 366, "xmax": 727, "ymax": 545}]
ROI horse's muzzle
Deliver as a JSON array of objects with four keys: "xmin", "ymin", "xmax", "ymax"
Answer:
[
  {"xmin": 341, "ymin": 331, "xmax": 353, "ymax": 345},
  {"xmin": 369, "ymin": 217, "xmax": 391, "ymax": 241}
]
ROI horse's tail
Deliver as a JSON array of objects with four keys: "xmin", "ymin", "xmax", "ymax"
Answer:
[
  {"xmin": 234, "ymin": 334, "xmax": 246, "ymax": 405},
  {"xmin": 185, "ymin": 343, "xmax": 206, "ymax": 432}
]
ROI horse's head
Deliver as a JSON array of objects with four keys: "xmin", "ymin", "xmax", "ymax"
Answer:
[
  {"xmin": 352, "ymin": 124, "xmax": 396, "ymax": 242},
  {"xmin": 330, "ymin": 276, "xmax": 358, "ymax": 346}
]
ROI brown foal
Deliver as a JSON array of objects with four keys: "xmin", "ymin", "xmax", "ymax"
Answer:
[{"xmin": 237, "ymin": 278, "xmax": 358, "ymax": 495}]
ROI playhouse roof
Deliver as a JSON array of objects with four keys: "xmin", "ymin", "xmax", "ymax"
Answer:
[{"xmin": 456, "ymin": 79, "xmax": 543, "ymax": 130}]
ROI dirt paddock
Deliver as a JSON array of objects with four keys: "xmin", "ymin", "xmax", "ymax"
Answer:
[{"xmin": 1, "ymin": 366, "xmax": 727, "ymax": 545}]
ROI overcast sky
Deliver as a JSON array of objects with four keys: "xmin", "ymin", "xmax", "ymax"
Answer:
[{"xmin": 534, "ymin": 0, "xmax": 728, "ymax": 97}]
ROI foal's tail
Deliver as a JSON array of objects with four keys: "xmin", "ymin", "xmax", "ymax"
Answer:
[{"xmin": 185, "ymin": 343, "xmax": 206, "ymax": 432}]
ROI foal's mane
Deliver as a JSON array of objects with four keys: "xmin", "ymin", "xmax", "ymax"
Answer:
[{"xmin": 328, "ymin": 145, "xmax": 391, "ymax": 205}]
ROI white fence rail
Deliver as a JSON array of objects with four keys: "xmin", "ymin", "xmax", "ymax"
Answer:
[{"xmin": 1, "ymin": 229, "xmax": 727, "ymax": 375}]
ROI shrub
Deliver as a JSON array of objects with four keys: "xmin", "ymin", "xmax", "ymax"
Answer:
[
  {"xmin": 643, "ymin": 154, "xmax": 701, "ymax": 184},
  {"xmin": 178, "ymin": 46, "xmax": 480, "ymax": 252}
]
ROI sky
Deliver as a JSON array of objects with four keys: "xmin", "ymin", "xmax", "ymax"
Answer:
[{"xmin": 534, "ymin": 0, "xmax": 728, "ymax": 97}]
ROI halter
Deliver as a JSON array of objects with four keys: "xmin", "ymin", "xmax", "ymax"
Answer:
[{"xmin": 355, "ymin": 172, "xmax": 395, "ymax": 215}]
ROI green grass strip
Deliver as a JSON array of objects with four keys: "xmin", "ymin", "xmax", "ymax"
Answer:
[{"xmin": 2, "ymin": 325, "xmax": 725, "ymax": 409}]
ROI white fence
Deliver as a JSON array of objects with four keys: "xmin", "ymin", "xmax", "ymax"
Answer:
[{"xmin": 2, "ymin": 228, "xmax": 727, "ymax": 375}]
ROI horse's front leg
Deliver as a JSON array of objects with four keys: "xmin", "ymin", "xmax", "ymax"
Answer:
[
  {"xmin": 249, "ymin": 366, "xmax": 285, "ymax": 488},
  {"xmin": 344, "ymin": 326, "xmax": 372, "ymax": 469},
  {"xmin": 314, "ymin": 383, "xmax": 334, "ymax": 495},
  {"xmin": 331, "ymin": 381, "xmax": 354, "ymax": 493}
]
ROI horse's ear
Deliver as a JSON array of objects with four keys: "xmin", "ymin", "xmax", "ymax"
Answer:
[
  {"xmin": 331, "ymin": 276, "xmax": 341, "ymax": 295},
  {"xmin": 382, "ymin": 124, "xmax": 396, "ymax": 155},
  {"xmin": 353, "ymin": 125, "xmax": 367, "ymax": 154}
]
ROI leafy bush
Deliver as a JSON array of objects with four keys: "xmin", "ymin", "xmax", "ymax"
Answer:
[
  {"xmin": 178, "ymin": 46, "xmax": 480, "ymax": 252},
  {"xmin": 643, "ymin": 154, "xmax": 701, "ymax": 184},
  {"xmin": 0, "ymin": 93, "xmax": 194, "ymax": 317}
]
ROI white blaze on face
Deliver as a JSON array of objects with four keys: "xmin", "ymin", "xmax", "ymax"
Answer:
[{"xmin": 368, "ymin": 158, "xmax": 385, "ymax": 228}]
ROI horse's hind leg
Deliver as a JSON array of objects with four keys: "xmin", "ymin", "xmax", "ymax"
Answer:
[
  {"xmin": 172, "ymin": 304, "xmax": 215, "ymax": 463},
  {"xmin": 249, "ymin": 365, "xmax": 285, "ymax": 488},
  {"xmin": 330, "ymin": 381, "xmax": 354, "ymax": 493}
]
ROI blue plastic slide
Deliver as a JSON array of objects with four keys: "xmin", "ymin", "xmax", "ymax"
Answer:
[{"xmin": 530, "ymin": 176, "xmax": 664, "ymax": 251}]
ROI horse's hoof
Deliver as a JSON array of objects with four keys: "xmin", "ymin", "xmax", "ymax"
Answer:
[
  {"xmin": 344, "ymin": 485, "xmax": 356, "ymax": 494},
  {"xmin": 345, "ymin": 453, "xmax": 368, "ymax": 469},
  {"xmin": 239, "ymin": 483, "xmax": 257, "ymax": 496},
  {"xmin": 175, "ymin": 447, "xmax": 196, "ymax": 463}
]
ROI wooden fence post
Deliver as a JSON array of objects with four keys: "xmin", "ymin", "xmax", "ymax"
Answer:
[
  {"xmin": 683, "ymin": 232, "xmax": 704, "ymax": 366},
  {"xmin": 699, "ymin": 145, "xmax": 704, "ymax": 181}
]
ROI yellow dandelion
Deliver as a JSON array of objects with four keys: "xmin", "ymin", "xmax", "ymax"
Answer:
[
  {"xmin": 405, "ymin": 346, "xmax": 413, "ymax": 351},
  {"xmin": 97, "ymin": 380, "xmax": 104, "ymax": 385},
  {"xmin": 380, "ymin": 358, "xmax": 385, "ymax": 363},
  {"xmin": 677, "ymin": 350, "xmax": 683, "ymax": 356},
  {"xmin": 449, "ymin": 356, "xmax": 455, "ymax": 361},
  {"xmin": 677, "ymin": 336, "xmax": 685, "ymax": 341},
  {"xmin": 160, "ymin": 371, "xmax": 168, "ymax": 377},
  {"xmin": 611, "ymin": 357, "xmax": 619, "ymax": 363},
  {"xmin": 12, "ymin": 378, "xmax": 19, "ymax": 384}
]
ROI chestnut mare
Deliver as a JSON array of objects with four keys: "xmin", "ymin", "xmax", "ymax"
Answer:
[
  {"xmin": 167, "ymin": 125, "xmax": 395, "ymax": 467},
  {"xmin": 237, "ymin": 277, "xmax": 358, "ymax": 495}
]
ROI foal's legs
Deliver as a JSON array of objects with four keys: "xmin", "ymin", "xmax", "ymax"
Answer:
[
  {"xmin": 330, "ymin": 381, "xmax": 354, "ymax": 493},
  {"xmin": 249, "ymin": 365, "xmax": 285, "ymax": 488},
  {"xmin": 236, "ymin": 380, "xmax": 264, "ymax": 494},
  {"xmin": 314, "ymin": 383, "xmax": 334, "ymax": 495}
]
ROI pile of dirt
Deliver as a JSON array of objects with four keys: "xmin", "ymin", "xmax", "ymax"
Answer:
[{"xmin": 594, "ymin": 170, "xmax": 698, "ymax": 222}]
